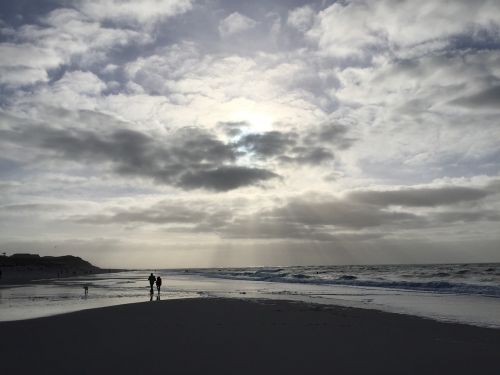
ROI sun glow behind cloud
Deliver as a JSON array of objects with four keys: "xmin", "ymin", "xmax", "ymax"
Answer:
[{"xmin": 230, "ymin": 111, "xmax": 274, "ymax": 134}]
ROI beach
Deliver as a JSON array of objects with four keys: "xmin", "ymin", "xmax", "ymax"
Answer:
[{"xmin": 1, "ymin": 298, "xmax": 499, "ymax": 375}]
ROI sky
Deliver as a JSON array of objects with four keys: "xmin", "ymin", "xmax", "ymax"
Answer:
[{"xmin": 0, "ymin": 0, "xmax": 499, "ymax": 268}]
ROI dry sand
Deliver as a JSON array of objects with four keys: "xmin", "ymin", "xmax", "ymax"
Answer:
[{"xmin": 1, "ymin": 298, "xmax": 499, "ymax": 375}]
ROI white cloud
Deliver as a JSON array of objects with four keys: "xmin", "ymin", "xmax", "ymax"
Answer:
[
  {"xmin": 287, "ymin": 5, "xmax": 315, "ymax": 33},
  {"xmin": 218, "ymin": 12, "xmax": 258, "ymax": 37},
  {"xmin": 76, "ymin": 0, "xmax": 193, "ymax": 25},
  {"xmin": 267, "ymin": 12, "xmax": 282, "ymax": 37},
  {"xmin": 0, "ymin": 7, "xmax": 155, "ymax": 88},
  {"xmin": 10, "ymin": 71, "xmax": 107, "ymax": 113},
  {"xmin": 0, "ymin": 8, "xmax": 152, "ymax": 83},
  {"xmin": 0, "ymin": 43, "xmax": 63, "ymax": 86},
  {"xmin": 121, "ymin": 43, "xmax": 326, "ymax": 126},
  {"xmin": 0, "ymin": 67, "xmax": 49, "ymax": 87},
  {"xmin": 308, "ymin": 0, "xmax": 500, "ymax": 59},
  {"xmin": 0, "ymin": 43, "xmax": 62, "ymax": 69},
  {"xmin": 54, "ymin": 70, "xmax": 107, "ymax": 96}
]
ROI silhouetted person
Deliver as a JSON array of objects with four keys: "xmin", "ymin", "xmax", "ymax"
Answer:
[
  {"xmin": 148, "ymin": 273, "xmax": 156, "ymax": 294},
  {"xmin": 83, "ymin": 285, "xmax": 88, "ymax": 296},
  {"xmin": 156, "ymin": 276, "xmax": 162, "ymax": 294}
]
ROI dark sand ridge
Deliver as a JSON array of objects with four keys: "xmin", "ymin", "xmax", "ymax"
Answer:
[{"xmin": 1, "ymin": 298, "xmax": 499, "ymax": 375}]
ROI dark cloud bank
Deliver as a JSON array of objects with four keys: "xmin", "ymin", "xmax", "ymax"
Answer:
[
  {"xmin": 1, "ymin": 124, "xmax": 279, "ymax": 191},
  {"xmin": 72, "ymin": 181, "xmax": 499, "ymax": 242},
  {"xmin": 1, "ymin": 115, "xmax": 355, "ymax": 191},
  {"xmin": 347, "ymin": 186, "xmax": 494, "ymax": 207},
  {"xmin": 229, "ymin": 122, "xmax": 352, "ymax": 165}
]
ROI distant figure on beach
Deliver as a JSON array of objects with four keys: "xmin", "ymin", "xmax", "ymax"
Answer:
[
  {"xmin": 156, "ymin": 276, "xmax": 162, "ymax": 294},
  {"xmin": 83, "ymin": 285, "xmax": 88, "ymax": 296},
  {"xmin": 148, "ymin": 273, "xmax": 156, "ymax": 294}
]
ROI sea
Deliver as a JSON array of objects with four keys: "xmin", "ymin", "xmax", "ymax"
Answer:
[{"xmin": 1, "ymin": 263, "xmax": 499, "ymax": 328}]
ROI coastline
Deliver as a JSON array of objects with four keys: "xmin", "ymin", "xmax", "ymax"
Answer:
[
  {"xmin": 1, "ymin": 298, "xmax": 499, "ymax": 374},
  {"xmin": 0, "ymin": 253, "xmax": 126, "ymax": 285}
]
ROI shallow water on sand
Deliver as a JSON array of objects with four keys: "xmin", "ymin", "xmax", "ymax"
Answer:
[
  {"xmin": 1, "ymin": 270, "xmax": 499, "ymax": 328},
  {"xmin": 0, "ymin": 272, "xmax": 201, "ymax": 321}
]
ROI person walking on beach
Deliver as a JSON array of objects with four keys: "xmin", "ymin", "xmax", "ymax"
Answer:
[
  {"xmin": 156, "ymin": 276, "xmax": 162, "ymax": 294},
  {"xmin": 148, "ymin": 273, "xmax": 156, "ymax": 295}
]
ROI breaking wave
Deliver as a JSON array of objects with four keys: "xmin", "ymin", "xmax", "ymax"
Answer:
[{"xmin": 180, "ymin": 263, "xmax": 500, "ymax": 298}]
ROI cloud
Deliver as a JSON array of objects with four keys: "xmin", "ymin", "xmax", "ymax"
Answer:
[
  {"xmin": 0, "ymin": 124, "xmax": 278, "ymax": 191},
  {"xmin": 216, "ymin": 181, "xmax": 500, "ymax": 240},
  {"xmin": 287, "ymin": 5, "xmax": 315, "ymax": 33},
  {"xmin": 348, "ymin": 186, "xmax": 494, "ymax": 207},
  {"xmin": 231, "ymin": 124, "xmax": 355, "ymax": 165},
  {"xmin": 236, "ymin": 131, "xmax": 297, "ymax": 157},
  {"xmin": 225, "ymin": 223, "xmax": 386, "ymax": 241},
  {"xmin": 217, "ymin": 199, "xmax": 408, "ymax": 241},
  {"xmin": 330, "ymin": 47, "xmax": 500, "ymax": 182},
  {"xmin": 219, "ymin": 12, "xmax": 258, "ymax": 37},
  {"xmin": 180, "ymin": 166, "xmax": 278, "ymax": 192},
  {"xmin": 279, "ymin": 146, "xmax": 334, "ymax": 165},
  {"xmin": 0, "ymin": 7, "xmax": 153, "ymax": 88},
  {"xmin": 217, "ymin": 121, "xmax": 248, "ymax": 137},
  {"xmin": 433, "ymin": 210, "xmax": 500, "ymax": 224},
  {"xmin": 229, "ymin": 130, "xmax": 337, "ymax": 166},
  {"xmin": 220, "ymin": 218, "xmax": 336, "ymax": 241},
  {"xmin": 74, "ymin": 200, "xmax": 230, "ymax": 227},
  {"xmin": 304, "ymin": 123, "xmax": 356, "ymax": 149},
  {"xmin": 54, "ymin": 71, "xmax": 107, "ymax": 96},
  {"xmin": 0, "ymin": 203, "xmax": 67, "ymax": 212},
  {"xmin": 76, "ymin": 0, "xmax": 193, "ymax": 25},
  {"xmin": 0, "ymin": 43, "xmax": 63, "ymax": 86},
  {"xmin": 450, "ymin": 85, "xmax": 500, "ymax": 110},
  {"xmin": 32, "ymin": 7, "xmax": 151, "ymax": 53},
  {"xmin": 309, "ymin": 0, "xmax": 500, "ymax": 59},
  {"xmin": 217, "ymin": 181, "xmax": 500, "ymax": 240},
  {"xmin": 264, "ymin": 194, "xmax": 421, "ymax": 230},
  {"xmin": 0, "ymin": 66, "xmax": 48, "ymax": 87},
  {"xmin": 120, "ymin": 42, "xmax": 334, "ymax": 133}
]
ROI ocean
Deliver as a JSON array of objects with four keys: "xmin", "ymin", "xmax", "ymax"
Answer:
[
  {"xmin": 184, "ymin": 262, "xmax": 500, "ymax": 297},
  {"xmin": 1, "ymin": 263, "xmax": 499, "ymax": 328}
]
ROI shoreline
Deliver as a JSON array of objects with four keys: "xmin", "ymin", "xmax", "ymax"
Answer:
[
  {"xmin": 0, "ymin": 268, "xmax": 127, "ymax": 285},
  {"xmin": 3, "ymin": 292, "xmax": 500, "ymax": 330},
  {"xmin": 2, "ymin": 270, "xmax": 500, "ymax": 329},
  {"xmin": 1, "ymin": 298, "xmax": 499, "ymax": 374},
  {"xmin": 5, "ymin": 295, "xmax": 500, "ymax": 330}
]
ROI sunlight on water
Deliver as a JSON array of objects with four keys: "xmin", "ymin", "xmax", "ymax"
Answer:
[{"xmin": 0, "ymin": 271, "xmax": 201, "ymax": 321}]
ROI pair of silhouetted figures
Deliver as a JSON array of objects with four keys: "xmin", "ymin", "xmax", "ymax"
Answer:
[{"xmin": 148, "ymin": 273, "xmax": 162, "ymax": 297}]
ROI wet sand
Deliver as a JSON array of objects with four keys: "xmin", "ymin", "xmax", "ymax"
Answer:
[
  {"xmin": 0, "ymin": 267, "xmax": 121, "ymax": 285},
  {"xmin": 1, "ymin": 298, "xmax": 499, "ymax": 375}
]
